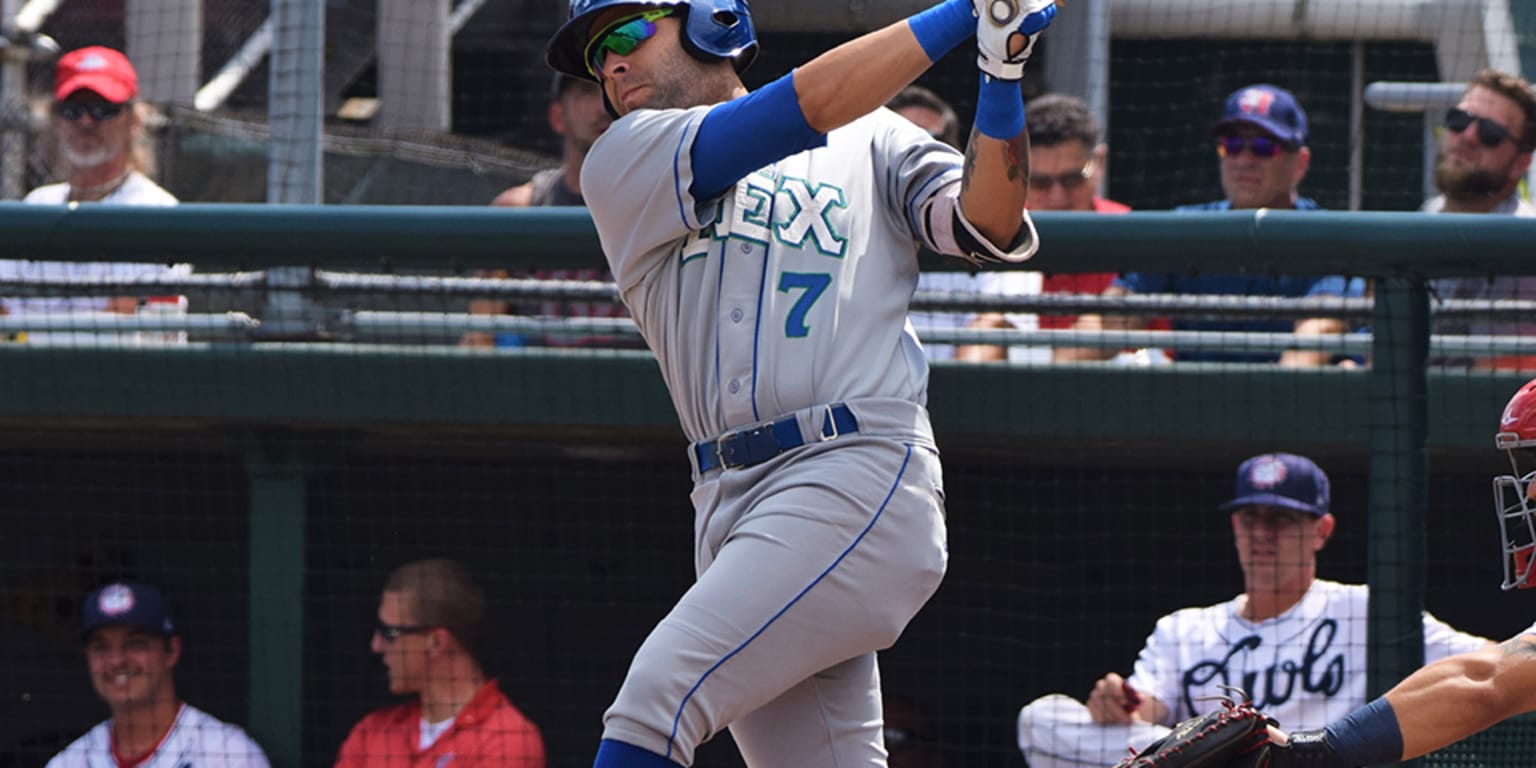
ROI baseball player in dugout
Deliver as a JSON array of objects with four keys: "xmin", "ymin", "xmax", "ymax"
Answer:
[
  {"xmin": 1062, "ymin": 84, "xmax": 1365, "ymax": 366},
  {"xmin": 334, "ymin": 559, "xmax": 546, "ymax": 768},
  {"xmin": 47, "ymin": 581, "xmax": 270, "ymax": 768},
  {"xmin": 1016, "ymin": 453, "xmax": 1491, "ymax": 768},
  {"xmin": 544, "ymin": 0, "xmax": 1055, "ymax": 761},
  {"xmin": 1423, "ymin": 69, "xmax": 1536, "ymax": 372},
  {"xmin": 1268, "ymin": 379, "xmax": 1536, "ymax": 766}
]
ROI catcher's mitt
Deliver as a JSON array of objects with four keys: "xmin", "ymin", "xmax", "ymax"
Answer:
[{"xmin": 1112, "ymin": 690, "xmax": 1277, "ymax": 768}]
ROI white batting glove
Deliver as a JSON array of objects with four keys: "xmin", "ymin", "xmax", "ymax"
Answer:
[{"xmin": 974, "ymin": 0, "xmax": 1057, "ymax": 81}]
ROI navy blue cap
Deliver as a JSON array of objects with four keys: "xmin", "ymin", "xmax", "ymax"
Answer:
[
  {"xmin": 81, "ymin": 581, "xmax": 175, "ymax": 638},
  {"xmin": 1218, "ymin": 453, "xmax": 1330, "ymax": 517},
  {"xmin": 1214, "ymin": 84, "xmax": 1308, "ymax": 147}
]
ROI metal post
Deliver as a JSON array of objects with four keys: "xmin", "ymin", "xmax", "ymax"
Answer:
[
  {"xmin": 1366, "ymin": 277, "xmax": 1430, "ymax": 766},
  {"xmin": 377, "ymin": 0, "xmax": 450, "ymax": 132},
  {"xmin": 247, "ymin": 442, "xmax": 307, "ymax": 768},
  {"xmin": 0, "ymin": 0, "xmax": 27, "ymax": 200},
  {"xmin": 125, "ymin": 0, "xmax": 202, "ymax": 105},
  {"xmin": 268, "ymin": 0, "xmax": 323, "ymax": 204}
]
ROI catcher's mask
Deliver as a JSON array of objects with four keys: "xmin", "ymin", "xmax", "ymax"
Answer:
[{"xmin": 1494, "ymin": 377, "xmax": 1536, "ymax": 590}]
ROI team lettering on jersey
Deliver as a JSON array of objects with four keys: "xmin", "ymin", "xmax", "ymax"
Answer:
[
  {"xmin": 678, "ymin": 172, "xmax": 849, "ymax": 264},
  {"xmin": 1180, "ymin": 619, "xmax": 1345, "ymax": 715}
]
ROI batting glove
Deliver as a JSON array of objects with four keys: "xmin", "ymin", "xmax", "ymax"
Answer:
[{"xmin": 974, "ymin": 0, "xmax": 1056, "ymax": 81}]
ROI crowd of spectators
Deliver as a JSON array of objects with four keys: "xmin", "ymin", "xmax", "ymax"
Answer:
[{"xmin": 5, "ymin": 46, "xmax": 1533, "ymax": 366}]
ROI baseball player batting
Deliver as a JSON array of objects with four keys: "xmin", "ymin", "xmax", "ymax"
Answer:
[{"xmin": 544, "ymin": 0, "xmax": 1056, "ymax": 764}]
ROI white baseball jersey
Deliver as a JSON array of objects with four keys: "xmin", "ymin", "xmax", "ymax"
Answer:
[
  {"xmin": 1127, "ymin": 579, "xmax": 1488, "ymax": 727},
  {"xmin": 583, "ymin": 105, "xmax": 1035, "ymax": 444},
  {"xmin": 1018, "ymin": 580, "xmax": 1489, "ymax": 768},
  {"xmin": 581, "ymin": 103, "xmax": 1029, "ymax": 766},
  {"xmin": 46, "ymin": 703, "xmax": 270, "ymax": 768},
  {"xmin": 7, "ymin": 171, "xmax": 188, "ymax": 345}
]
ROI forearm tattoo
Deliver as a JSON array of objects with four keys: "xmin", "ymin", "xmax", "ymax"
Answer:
[
  {"xmin": 961, "ymin": 126, "xmax": 979, "ymax": 194},
  {"xmin": 1499, "ymin": 634, "xmax": 1536, "ymax": 662},
  {"xmin": 1007, "ymin": 134, "xmax": 1029, "ymax": 183},
  {"xmin": 960, "ymin": 127, "xmax": 1030, "ymax": 188}
]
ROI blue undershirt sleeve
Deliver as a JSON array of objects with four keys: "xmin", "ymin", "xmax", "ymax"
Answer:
[{"xmin": 690, "ymin": 72, "xmax": 828, "ymax": 200}]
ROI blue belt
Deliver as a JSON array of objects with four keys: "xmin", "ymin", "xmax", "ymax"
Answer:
[{"xmin": 694, "ymin": 404, "xmax": 859, "ymax": 472}]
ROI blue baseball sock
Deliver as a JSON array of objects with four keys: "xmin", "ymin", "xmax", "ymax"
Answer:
[{"xmin": 593, "ymin": 738, "xmax": 683, "ymax": 767}]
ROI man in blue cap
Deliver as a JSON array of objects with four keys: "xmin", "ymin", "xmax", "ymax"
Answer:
[
  {"xmin": 1015, "ymin": 453, "xmax": 1489, "ymax": 768},
  {"xmin": 47, "ymin": 581, "xmax": 268, "ymax": 767},
  {"xmin": 1063, "ymin": 85, "xmax": 1366, "ymax": 366}
]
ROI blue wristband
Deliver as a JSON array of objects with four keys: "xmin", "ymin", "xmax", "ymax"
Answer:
[
  {"xmin": 1325, "ymin": 698, "xmax": 1404, "ymax": 767},
  {"xmin": 974, "ymin": 75, "xmax": 1024, "ymax": 139},
  {"xmin": 908, "ymin": 0, "xmax": 973, "ymax": 62}
]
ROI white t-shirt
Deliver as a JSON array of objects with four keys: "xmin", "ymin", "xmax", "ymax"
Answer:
[
  {"xmin": 1126, "ymin": 579, "xmax": 1489, "ymax": 730},
  {"xmin": 7, "ymin": 171, "xmax": 188, "ymax": 344},
  {"xmin": 418, "ymin": 714, "xmax": 456, "ymax": 749},
  {"xmin": 46, "ymin": 703, "xmax": 270, "ymax": 768}
]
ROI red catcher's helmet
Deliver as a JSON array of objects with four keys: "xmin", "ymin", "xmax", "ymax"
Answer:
[{"xmin": 1494, "ymin": 378, "xmax": 1536, "ymax": 590}]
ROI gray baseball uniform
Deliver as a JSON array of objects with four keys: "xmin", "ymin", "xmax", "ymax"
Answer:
[{"xmin": 582, "ymin": 103, "xmax": 1036, "ymax": 765}]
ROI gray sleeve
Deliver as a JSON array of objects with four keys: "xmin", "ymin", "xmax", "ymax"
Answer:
[{"xmin": 581, "ymin": 106, "xmax": 722, "ymax": 293}]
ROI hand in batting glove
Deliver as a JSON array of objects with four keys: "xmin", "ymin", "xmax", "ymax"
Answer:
[{"xmin": 973, "ymin": 0, "xmax": 1056, "ymax": 81}]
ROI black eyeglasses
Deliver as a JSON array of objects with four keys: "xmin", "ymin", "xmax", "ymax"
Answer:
[
  {"xmin": 55, "ymin": 101, "xmax": 127, "ymax": 122},
  {"xmin": 1217, "ymin": 135, "xmax": 1290, "ymax": 159},
  {"xmin": 1029, "ymin": 159, "xmax": 1095, "ymax": 191},
  {"xmin": 1445, "ymin": 107, "xmax": 1513, "ymax": 148},
  {"xmin": 375, "ymin": 622, "xmax": 433, "ymax": 642}
]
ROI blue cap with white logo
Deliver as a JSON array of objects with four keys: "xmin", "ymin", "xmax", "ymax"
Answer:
[
  {"xmin": 81, "ymin": 581, "xmax": 176, "ymax": 639},
  {"xmin": 1218, "ymin": 453, "xmax": 1330, "ymax": 517}
]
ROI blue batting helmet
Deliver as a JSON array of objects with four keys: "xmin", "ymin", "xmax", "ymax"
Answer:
[{"xmin": 545, "ymin": 0, "xmax": 758, "ymax": 82}]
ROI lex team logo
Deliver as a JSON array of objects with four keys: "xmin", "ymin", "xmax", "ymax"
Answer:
[
  {"xmin": 1247, "ymin": 455, "xmax": 1287, "ymax": 488},
  {"xmin": 98, "ymin": 584, "xmax": 135, "ymax": 616},
  {"xmin": 1238, "ymin": 88, "xmax": 1275, "ymax": 117}
]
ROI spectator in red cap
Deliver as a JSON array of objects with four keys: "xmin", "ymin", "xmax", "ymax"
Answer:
[
  {"xmin": 2, "ymin": 46, "xmax": 189, "ymax": 345},
  {"xmin": 47, "ymin": 581, "xmax": 270, "ymax": 767},
  {"xmin": 28, "ymin": 46, "xmax": 173, "ymax": 206}
]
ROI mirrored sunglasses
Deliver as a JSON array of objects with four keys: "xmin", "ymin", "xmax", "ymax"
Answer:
[
  {"xmin": 55, "ymin": 101, "xmax": 127, "ymax": 122},
  {"xmin": 1029, "ymin": 159, "xmax": 1095, "ymax": 191},
  {"xmin": 1217, "ymin": 135, "xmax": 1288, "ymax": 158},
  {"xmin": 585, "ymin": 8, "xmax": 674, "ymax": 77},
  {"xmin": 1444, "ymin": 107, "xmax": 1512, "ymax": 149}
]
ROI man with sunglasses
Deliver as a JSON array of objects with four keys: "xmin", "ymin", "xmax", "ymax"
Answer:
[
  {"xmin": 1423, "ymin": 69, "xmax": 1536, "ymax": 372},
  {"xmin": 334, "ymin": 559, "xmax": 545, "ymax": 768},
  {"xmin": 544, "ymin": 0, "xmax": 1056, "ymax": 763},
  {"xmin": 1015, "ymin": 453, "xmax": 1489, "ymax": 768},
  {"xmin": 1065, "ymin": 84, "xmax": 1364, "ymax": 366},
  {"xmin": 5, "ymin": 46, "xmax": 187, "ymax": 346}
]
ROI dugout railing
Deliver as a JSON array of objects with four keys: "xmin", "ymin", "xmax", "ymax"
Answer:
[{"xmin": 2, "ymin": 204, "xmax": 1534, "ymax": 767}]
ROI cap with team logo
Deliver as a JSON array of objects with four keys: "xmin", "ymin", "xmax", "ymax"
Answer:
[
  {"xmin": 54, "ymin": 46, "xmax": 139, "ymax": 104},
  {"xmin": 1217, "ymin": 452, "xmax": 1330, "ymax": 517},
  {"xmin": 1213, "ymin": 84, "xmax": 1308, "ymax": 148},
  {"xmin": 81, "ymin": 581, "xmax": 176, "ymax": 639}
]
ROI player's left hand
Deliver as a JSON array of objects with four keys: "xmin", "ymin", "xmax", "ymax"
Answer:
[{"xmin": 973, "ymin": 0, "xmax": 1056, "ymax": 81}]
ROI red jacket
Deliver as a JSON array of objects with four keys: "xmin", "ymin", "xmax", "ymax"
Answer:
[{"xmin": 334, "ymin": 680, "xmax": 546, "ymax": 768}]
